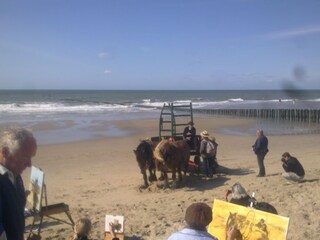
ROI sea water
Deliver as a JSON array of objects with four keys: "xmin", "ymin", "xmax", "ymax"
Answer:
[{"xmin": 0, "ymin": 90, "xmax": 319, "ymax": 144}]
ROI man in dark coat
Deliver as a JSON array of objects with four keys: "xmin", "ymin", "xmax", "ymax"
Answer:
[
  {"xmin": 0, "ymin": 128, "xmax": 37, "ymax": 240},
  {"xmin": 252, "ymin": 129, "xmax": 268, "ymax": 177}
]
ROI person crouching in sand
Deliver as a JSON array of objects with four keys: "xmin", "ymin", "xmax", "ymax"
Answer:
[{"xmin": 281, "ymin": 152, "xmax": 305, "ymax": 182}]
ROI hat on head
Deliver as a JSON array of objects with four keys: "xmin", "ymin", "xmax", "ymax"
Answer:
[
  {"xmin": 200, "ymin": 130, "xmax": 209, "ymax": 138},
  {"xmin": 188, "ymin": 121, "xmax": 194, "ymax": 126},
  {"xmin": 185, "ymin": 202, "xmax": 212, "ymax": 230}
]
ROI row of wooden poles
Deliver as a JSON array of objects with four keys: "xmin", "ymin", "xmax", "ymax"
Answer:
[{"xmin": 192, "ymin": 108, "xmax": 320, "ymax": 124}]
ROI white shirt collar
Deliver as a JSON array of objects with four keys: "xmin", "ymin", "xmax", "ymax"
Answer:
[{"xmin": 0, "ymin": 164, "xmax": 15, "ymax": 185}]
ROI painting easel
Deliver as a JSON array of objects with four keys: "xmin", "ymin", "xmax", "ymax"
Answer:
[{"xmin": 25, "ymin": 166, "xmax": 74, "ymax": 239}]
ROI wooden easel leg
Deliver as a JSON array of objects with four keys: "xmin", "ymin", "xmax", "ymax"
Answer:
[
  {"xmin": 65, "ymin": 210, "xmax": 75, "ymax": 226},
  {"xmin": 37, "ymin": 215, "xmax": 44, "ymax": 236}
]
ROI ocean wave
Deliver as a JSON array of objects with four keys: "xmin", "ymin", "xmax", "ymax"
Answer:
[
  {"xmin": 305, "ymin": 98, "xmax": 320, "ymax": 102},
  {"xmin": 228, "ymin": 98, "xmax": 244, "ymax": 102},
  {"xmin": 0, "ymin": 102, "xmax": 132, "ymax": 114},
  {"xmin": 1, "ymin": 97, "xmax": 320, "ymax": 115},
  {"xmin": 270, "ymin": 99, "xmax": 295, "ymax": 102}
]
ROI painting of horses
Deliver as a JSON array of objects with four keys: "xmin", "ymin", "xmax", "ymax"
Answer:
[{"xmin": 208, "ymin": 199, "xmax": 289, "ymax": 240}]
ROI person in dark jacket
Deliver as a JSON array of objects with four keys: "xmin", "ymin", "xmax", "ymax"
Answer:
[
  {"xmin": 183, "ymin": 121, "xmax": 196, "ymax": 149},
  {"xmin": 252, "ymin": 129, "xmax": 268, "ymax": 177},
  {"xmin": 0, "ymin": 128, "xmax": 37, "ymax": 240},
  {"xmin": 281, "ymin": 152, "xmax": 305, "ymax": 182}
]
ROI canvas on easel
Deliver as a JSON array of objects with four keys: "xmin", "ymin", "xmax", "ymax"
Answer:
[
  {"xmin": 104, "ymin": 215, "xmax": 125, "ymax": 240},
  {"xmin": 24, "ymin": 166, "xmax": 74, "ymax": 239},
  {"xmin": 27, "ymin": 166, "xmax": 45, "ymax": 212},
  {"xmin": 208, "ymin": 199, "xmax": 290, "ymax": 240}
]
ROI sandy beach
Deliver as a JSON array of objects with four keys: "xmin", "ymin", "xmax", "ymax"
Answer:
[{"xmin": 23, "ymin": 116, "xmax": 320, "ymax": 240}]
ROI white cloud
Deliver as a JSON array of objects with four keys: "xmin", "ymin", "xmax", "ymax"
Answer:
[
  {"xmin": 264, "ymin": 25, "xmax": 320, "ymax": 40},
  {"xmin": 104, "ymin": 69, "xmax": 112, "ymax": 74},
  {"xmin": 98, "ymin": 52, "xmax": 109, "ymax": 58}
]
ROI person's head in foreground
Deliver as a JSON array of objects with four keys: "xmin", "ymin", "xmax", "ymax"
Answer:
[
  {"xmin": 0, "ymin": 128, "xmax": 37, "ymax": 176},
  {"xmin": 73, "ymin": 217, "xmax": 92, "ymax": 240},
  {"xmin": 185, "ymin": 202, "xmax": 213, "ymax": 231}
]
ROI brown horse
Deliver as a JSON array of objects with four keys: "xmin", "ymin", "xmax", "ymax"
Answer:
[
  {"xmin": 133, "ymin": 140, "xmax": 157, "ymax": 189},
  {"xmin": 153, "ymin": 139, "xmax": 190, "ymax": 188}
]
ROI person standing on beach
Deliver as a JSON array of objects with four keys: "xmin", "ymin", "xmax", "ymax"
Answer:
[
  {"xmin": 183, "ymin": 121, "xmax": 196, "ymax": 149},
  {"xmin": 200, "ymin": 130, "xmax": 214, "ymax": 178},
  {"xmin": 0, "ymin": 128, "xmax": 37, "ymax": 240},
  {"xmin": 252, "ymin": 129, "xmax": 268, "ymax": 177},
  {"xmin": 281, "ymin": 152, "xmax": 305, "ymax": 182}
]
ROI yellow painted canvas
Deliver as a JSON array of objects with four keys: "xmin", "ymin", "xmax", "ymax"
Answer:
[{"xmin": 208, "ymin": 199, "xmax": 289, "ymax": 240}]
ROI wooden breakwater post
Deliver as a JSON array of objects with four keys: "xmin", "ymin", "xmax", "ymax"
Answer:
[{"xmin": 191, "ymin": 108, "xmax": 320, "ymax": 124}]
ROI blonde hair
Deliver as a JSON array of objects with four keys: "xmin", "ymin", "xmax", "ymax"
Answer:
[{"xmin": 73, "ymin": 218, "xmax": 92, "ymax": 239}]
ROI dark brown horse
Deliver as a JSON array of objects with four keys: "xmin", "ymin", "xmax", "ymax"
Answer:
[
  {"xmin": 133, "ymin": 140, "xmax": 157, "ymax": 189},
  {"xmin": 153, "ymin": 139, "xmax": 190, "ymax": 188}
]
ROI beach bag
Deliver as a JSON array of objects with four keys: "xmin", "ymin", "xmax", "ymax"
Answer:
[{"xmin": 206, "ymin": 141, "xmax": 215, "ymax": 157}]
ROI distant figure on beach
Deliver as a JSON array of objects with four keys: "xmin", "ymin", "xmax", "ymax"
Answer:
[
  {"xmin": 225, "ymin": 183, "xmax": 278, "ymax": 214},
  {"xmin": 281, "ymin": 152, "xmax": 305, "ymax": 182},
  {"xmin": 167, "ymin": 202, "xmax": 238, "ymax": 240},
  {"xmin": 0, "ymin": 128, "xmax": 37, "ymax": 240},
  {"xmin": 73, "ymin": 217, "xmax": 92, "ymax": 240},
  {"xmin": 200, "ymin": 130, "xmax": 215, "ymax": 178},
  {"xmin": 208, "ymin": 136, "xmax": 219, "ymax": 169},
  {"xmin": 183, "ymin": 121, "xmax": 196, "ymax": 149},
  {"xmin": 252, "ymin": 129, "xmax": 269, "ymax": 177}
]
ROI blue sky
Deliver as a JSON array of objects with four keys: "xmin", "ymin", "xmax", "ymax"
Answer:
[{"xmin": 1, "ymin": 0, "xmax": 320, "ymax": 90}]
